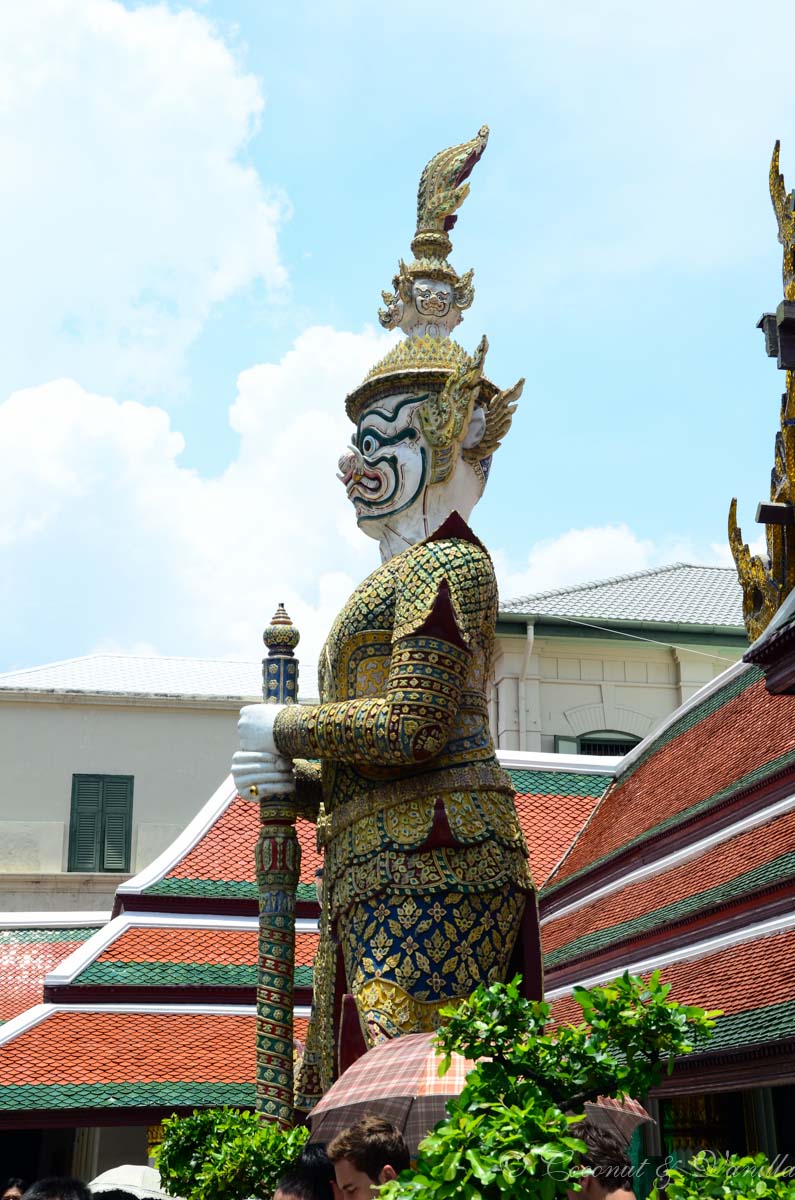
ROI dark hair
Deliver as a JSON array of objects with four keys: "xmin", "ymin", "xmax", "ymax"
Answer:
[
  {"xmin": 2, "ymin": 1184, "xmax": 28, "ymax": 1199},
  {"xmin": 570, "ymin": 1122, "xmax": 635, "ymax": 1195},
  {"xmin": 327, "ymin": 1115, "xmax": 410, "ymax": 1183},
  {"xmin": 22, "ymin": 1181, "xmax": 91, "ymax": 1200},
  {"xmin": 91, "ymin": 1192, "xmax": 141, "ymax": 1200},
  {"xmin": 275, "ymin": 1143, "xmax": 335, "ymax": 1200}
]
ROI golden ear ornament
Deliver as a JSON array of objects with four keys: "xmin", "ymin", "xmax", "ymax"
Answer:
[{"xmin": 419, "ymin": 336, "xmax": 488, "ymax": 483}]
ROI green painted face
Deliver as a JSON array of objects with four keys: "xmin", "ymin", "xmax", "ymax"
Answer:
[{"xmin": 338, "ymin": 393, "xmax": 430, "ymax": 527}]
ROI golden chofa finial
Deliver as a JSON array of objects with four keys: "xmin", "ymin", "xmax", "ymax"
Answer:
[
  {"xmin": 771, "ymin": 140, "xmax": 795, "ymax": 302},
  {"xmin": 729, "ymin": 141, "xmax": 795, "ymax": 642},
  {"xmin": 379, "ymin": 126, "xmax": 489, "ymax": 339}
]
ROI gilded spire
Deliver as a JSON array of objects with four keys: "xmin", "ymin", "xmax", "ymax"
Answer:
[
  {"xmin": 729, "ymin": 141, "xmax": 795, "ymax": 641},
  {"xmin": 771, "ymin": 141, "xmax": 795, "ymax": 302},
  {"xmin": 378, "ymin": 126, "xmax": 489, "ymax": 336}
]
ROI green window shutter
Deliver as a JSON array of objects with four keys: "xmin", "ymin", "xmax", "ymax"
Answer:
[
  {"xmin": 69, "ymin": 776, "xmax": 103, "ymax": 871},
  {"xmin": 101, "ymin": 776, "xmax": 133, "ymax": 871}
]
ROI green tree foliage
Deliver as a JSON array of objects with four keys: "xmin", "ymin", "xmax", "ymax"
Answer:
[
  {"xmin": 157, "ymin": 1107, "xmax": 308, "ymax": 1200},
  {"xmin": 381, "ymin": 972, "xmax": 718, "ymax": 1200},
  {"xmin": 651, "ymin": 1152, "xmax": 795, "ymax": 1199}
]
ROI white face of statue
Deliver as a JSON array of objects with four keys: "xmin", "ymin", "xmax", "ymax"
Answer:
[
  {"xmin": 412, "ymin": 278, "xmax": 453, "ymax": 318},
  {"xmin": 337, "ymin": 390, "xmax": 486, "ymax": 559}
]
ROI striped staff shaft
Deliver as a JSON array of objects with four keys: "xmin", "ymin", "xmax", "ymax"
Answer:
[{"xmin": 255, "ymin": 604, "xmax": 300, "ymax": 1127}]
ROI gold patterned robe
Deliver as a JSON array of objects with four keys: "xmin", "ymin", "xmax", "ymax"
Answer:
[{"xmin": 274, "ymin": 513, "xmax": 539, "ymax": 1106}]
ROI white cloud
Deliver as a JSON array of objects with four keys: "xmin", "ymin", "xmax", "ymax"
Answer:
[
  {"xmin": 0, "ymin": 325, "xmax": 394, "ymax": 671},
  {"xmin": 0, "ymin": 0, "xmax": 285, "ymax": 401}
]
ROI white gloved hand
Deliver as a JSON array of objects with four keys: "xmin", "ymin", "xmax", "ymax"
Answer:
[
  {"xmin": 237, "ymin": 702, "xmax": 284, "ymax": 757},
  {"xmin": 232, "ymin": 750, "xmax": 296, "ymax": 800}
]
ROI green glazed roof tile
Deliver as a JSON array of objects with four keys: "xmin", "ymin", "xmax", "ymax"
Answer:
[
  {"xmin": 145, "ymin": 878, "xmax": 317, "ymax": 902},
  {"xmin": 74, "ymin": 961, "xmax": 313, "ymax": 988},
  {"xmin": 508, "ymin": 768, "xmax": 609, "ymax": 798},
  {"xmin": 0, "ymin": 1080, "xmax": 256, "ymax": 1111}
]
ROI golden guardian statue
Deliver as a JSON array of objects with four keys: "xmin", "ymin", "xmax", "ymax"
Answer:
[{"xmin": 233, "ymin": 127, "xmax": 540, "ymax": 1110}]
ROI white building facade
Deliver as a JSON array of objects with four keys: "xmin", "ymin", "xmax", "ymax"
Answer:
[
  {"xmin": 492, "ymin": 564, "xmax": 746, "ymax": 753},
  {"xmin": 0, "ymin": 564, "xmax": 745, "ymax": 910}
]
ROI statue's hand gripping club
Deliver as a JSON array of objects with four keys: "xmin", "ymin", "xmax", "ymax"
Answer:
[{"xmin": 233, "ymin": 703, "xmax": 296, "ymax": 800}]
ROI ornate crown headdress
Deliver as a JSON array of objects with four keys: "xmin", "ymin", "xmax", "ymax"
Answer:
[
  {"xmin": 378, "ymin": 126, "xmax": 489, "ymax": 332},
  {"xmin": 345, "ymin": 127, "xmax": 522, "ymax": 484}
]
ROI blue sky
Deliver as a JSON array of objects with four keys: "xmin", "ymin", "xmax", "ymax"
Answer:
[{"xmin": 1, "ymin": 0, "xmax": 793, "ymax": 670}]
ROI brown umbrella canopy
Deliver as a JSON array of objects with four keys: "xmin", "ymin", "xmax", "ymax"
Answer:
[{"xmin": 308, "ymin": 1032, "xmax": 476, "ymax": 1155}]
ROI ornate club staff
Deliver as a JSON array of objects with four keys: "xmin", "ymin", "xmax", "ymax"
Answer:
[{"xmin": 251, "ymin": 604, "xmax": 301, "ymax": 1126}]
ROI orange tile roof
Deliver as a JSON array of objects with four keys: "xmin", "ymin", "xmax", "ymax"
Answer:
[
  {"xmin": 550, "ymin": 676, "xmax": 795, "ymax": 886},
  {"xmin": 4, "ymin": 1011, "xmax": 257, "ymax": 1086},
  {"xmin": 0, "ymin": 929, "xmax": 97, "ymax": 1023},
  {"xmin": 163, "ymin": 798, "xmax": 321, "ymax": 887},
  {"xmin": 543, "ymin": 805, "xmax": 795, "ymax": 958},
  {"xmin": 92, "ymin": 925, "xmax": 316, "ymax": 968},
  {"xmin": 0, "ymin": 1009, "xmax": 310, "ymax": 1110},
  {"xmin": 514, "ymin": 790, "xmax": 600, "ymax": 886},
  {"xmin": 548, "ymin": 926, "xmax": 795, "ymax": 1028}
]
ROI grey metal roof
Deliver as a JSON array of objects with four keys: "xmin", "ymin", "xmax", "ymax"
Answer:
[
  {"xmin": 501, "ymin": 564, "xmax": 744, "ymax": 630},
  {"xmin": 0, "ymin": 654, "xmax": 320, "ymax": 702}
]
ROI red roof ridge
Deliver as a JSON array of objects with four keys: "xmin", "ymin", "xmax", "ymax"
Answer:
[
  {"xmin": 545, "ymin": 908, "xmax": 795, "ymax": 1003},
  {"xmin": 541, "ymin": 790, "xmax": 795, "ymax": 925},
  {"xmin": 44, "ymin": 911, "xmax": 319, "ymax": 991}
]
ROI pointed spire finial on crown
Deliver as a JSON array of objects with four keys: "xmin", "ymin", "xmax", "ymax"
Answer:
[{"xmin": 378, "ymin": 126, "xmax": 489, "ymax": 338}]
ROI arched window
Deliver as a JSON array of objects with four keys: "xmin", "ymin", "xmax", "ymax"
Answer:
[{"xmin": 578, "ymin": 730, "xmax": 641, "ymax": 757}]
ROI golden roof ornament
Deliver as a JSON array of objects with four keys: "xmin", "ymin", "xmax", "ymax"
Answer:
[
  {"xmin": 378, "ymin": 126, "xmax": 489, "ymax": 339},
  {"xmin": 771, "ymin": 141, "xmax": 795, "ymax": 302},
  {"xmin": 729, "ymin": 141, "xmax": 795, "ymax": 642}
]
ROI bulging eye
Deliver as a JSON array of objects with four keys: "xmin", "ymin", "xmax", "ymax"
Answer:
[{"xmin": 361, "ymin": 434, "xmax": 379, "ymax": 456}]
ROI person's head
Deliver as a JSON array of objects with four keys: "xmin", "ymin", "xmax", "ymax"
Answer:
[
  {"xmin": 2, "ymin": 1180, "xmax": 27, "ymax": 1200},
  {"xmin": 22, "ymin": 1181, "xmax": 91, "ymax": 1200},
  {"xmin": 567, "ymin": 1123, "xmax": 635, "ymax": 1199},
  {"xmin": 274, "ymin": 1143, "xmax": 337, "ymax": 1200},
  {"xmin": 327, "ymin": 1116, "xmax": 410, "ymax": 1200},
  {"xmin": 90, "ymin": 1192, "xmax": 141, "ymax": 1200}
]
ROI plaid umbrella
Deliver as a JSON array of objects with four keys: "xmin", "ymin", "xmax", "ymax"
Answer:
[
  {"xmin": 584, "ymin": 1096, "xmax": 653, "ymax": 1143},
  {"xmin": 308, "ymin": 1032, "xmax": 476, "ymax": 1155}
]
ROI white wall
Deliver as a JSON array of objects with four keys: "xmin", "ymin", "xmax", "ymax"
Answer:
[
  {"xmin": 0, "ymin": 694, "xmax": 239, "ymax": 905},
  {"xmin": 492, "ymin": 629, "xmax": 742, "ymax": 751}
]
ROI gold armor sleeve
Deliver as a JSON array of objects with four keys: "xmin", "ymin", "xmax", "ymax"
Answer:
[
  {"xmin": 292, "ymin": 758, "xmax": 322, "ymax": 822},
  {"xmin": 273, "ymin": 536, "xmax": 491, "ymax": 767}
]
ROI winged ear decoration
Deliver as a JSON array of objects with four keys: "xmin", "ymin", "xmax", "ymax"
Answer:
[
  {"xmin": 463, "ymin": 377, "xmax": 523, "ymax": 464},
  {"xmin": 419, "ymin": 336, "xmax": 488, "ymax": 483}
]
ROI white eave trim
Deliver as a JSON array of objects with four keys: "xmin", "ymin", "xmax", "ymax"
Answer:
[
  {"xmin": 0, "ymin": 911, "xmax": 110, "ymax": 929},
  {"xmin": 117, "ymin": 775, "xmax": 238, "ymax": 894},
  {"xmin": 542, "ymin": 791, "xmax": 795, "ymax": 924},
  {"xmin": 497, "ymin": 749, "xmax": 620, "ymax": 775},
  {"xmin": 545, "ymin": 909, "xmax": 795, "ymax": 1001},
  {"xmin": 0, "ymin": 1002, "xmax": 312, "ymax": 1048},
  {"xmin": 0, "ymin": 1004, "xmax": 53, "ymax": 1046},
  {"xmin": 45, "ymin": 911, "xmax": 319, "ymax": 986}
]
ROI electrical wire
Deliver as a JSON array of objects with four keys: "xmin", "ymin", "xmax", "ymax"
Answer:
[{"xmin": 532, "ymin": 612, "xmax": 742, "ymax": 664}]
